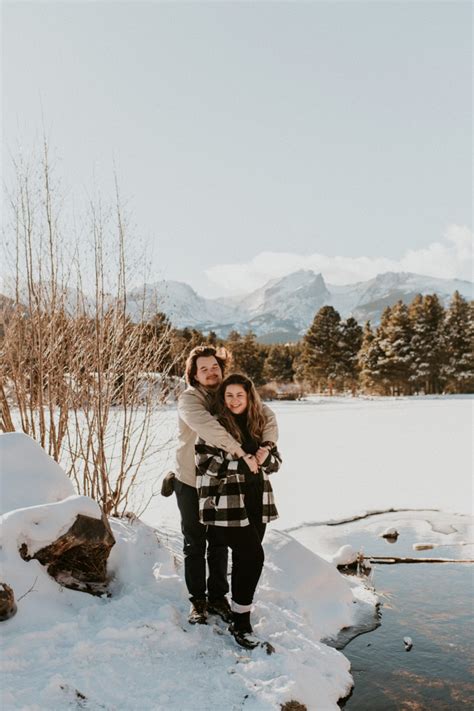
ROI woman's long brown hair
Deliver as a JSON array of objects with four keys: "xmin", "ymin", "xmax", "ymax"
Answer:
[{"xmin": 216, "ymin": 373, "xmax": 266, "ymax": 443}]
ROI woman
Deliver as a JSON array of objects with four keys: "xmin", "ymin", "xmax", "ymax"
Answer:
[{"xmin": 195, "ymin": 373, "xmax": 281, "ymax": 650}]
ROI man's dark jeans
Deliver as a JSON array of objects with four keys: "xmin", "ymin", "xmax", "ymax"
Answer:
[{"xmin": 174, "ymin": 479, "xmax": 229, "ymax": 601}]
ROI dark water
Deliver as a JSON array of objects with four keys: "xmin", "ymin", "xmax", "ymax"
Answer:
[{"xmin": 335, "ymin": 523, "xmax": 474, "ymax": 710}]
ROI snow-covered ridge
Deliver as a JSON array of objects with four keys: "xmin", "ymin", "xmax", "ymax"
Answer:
[
  {"xmin": 1, "ymin": 270, "xmax": 471, "ymax": 342},
  {"xmin": 126, "ymin": 270, "xmax": 473, "ymax": 341}
]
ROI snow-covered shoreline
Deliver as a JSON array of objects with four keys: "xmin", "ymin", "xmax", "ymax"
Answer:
[{"xmin": 1, "ymin": 395, "xmax": 471, "ymax": 709}]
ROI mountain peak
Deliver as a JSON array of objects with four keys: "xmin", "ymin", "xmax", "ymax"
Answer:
[
  {"xmin": 267, "ymin": 269, "xmax": 326, "ymax": 289},
  {"xmin": 122, "ymin": 270, "xmax": 472, "ymax": 342}
]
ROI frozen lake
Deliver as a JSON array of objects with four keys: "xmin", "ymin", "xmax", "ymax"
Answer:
[{"xmin": 140, "ymin": 395, "xmax": 473, "ymax": 531}]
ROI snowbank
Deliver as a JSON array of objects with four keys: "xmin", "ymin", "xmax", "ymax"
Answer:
[
  {"xmin": 0, "ymin": 430, "xmax": 375, "ymax": 709},
  {"xmin": 260, "ymin": 530, "xmax": 355, "ymax": 640},
  {"xmin": 2, "ymin": 514, "xmax": 358, "ymax": 710},
  {"xmin": 0, "ymin": 432, "xmax": 74, "ymax": 514}
]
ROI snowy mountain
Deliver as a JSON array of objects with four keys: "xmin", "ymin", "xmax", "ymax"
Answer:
[
  {"xmin": 2, "ymin": 271, "xmax": 471, "ymax": 343},
  {"xmin": 125, "ymin": 280, "xmax": 238, "ymax": 328},
  {"xmin": 327, "ymin": 271, "xmax": 473, "ymax": 326},
  {"xmin": 238, "ymin": 270, "xmax": 330, "ymax": 327},
  {"xmin": 127, "ymin": 270, "xmax": 472, "ymax": 342}
]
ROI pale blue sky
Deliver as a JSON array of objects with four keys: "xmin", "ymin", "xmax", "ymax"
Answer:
[{"xmin": 2, "ymin": 1, "xmax": 472, "ymax": 296}]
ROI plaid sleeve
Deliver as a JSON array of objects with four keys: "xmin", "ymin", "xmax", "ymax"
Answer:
[
  {"xmin": 260, "ymin": 445, "xmax": 282, "ymax": 475},
  {"xmin": 195, "ymin": 440, "xmax": 240, "ymax": 478}
]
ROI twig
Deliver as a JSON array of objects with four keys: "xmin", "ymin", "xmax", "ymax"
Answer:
[
  {"xmin": 364, "ymin": 556, "xmax": 474, "ymax": 564},
  {"xmin": 17, "ymin": 576, "xmax": 38, "ymax": 601}
]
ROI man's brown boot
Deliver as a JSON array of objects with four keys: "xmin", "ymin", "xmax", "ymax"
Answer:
[{"xmin": 188, "ymin": 598, "xmax": 208, "ymax": 625}]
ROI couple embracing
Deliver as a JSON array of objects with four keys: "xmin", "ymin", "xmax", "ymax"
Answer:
[{"xmin": 167, "ymin": 345, "xmax": 281, "ymax": 650}]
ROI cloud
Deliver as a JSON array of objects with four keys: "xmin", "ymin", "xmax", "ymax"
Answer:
[{"xmin": 205, "ymin": 224, "xmax": 473, "ymax": 293}]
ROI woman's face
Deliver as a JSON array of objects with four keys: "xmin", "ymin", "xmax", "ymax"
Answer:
[{"xmin": 224, "ymin": 384, "xmax": 248, "ymax": 415}]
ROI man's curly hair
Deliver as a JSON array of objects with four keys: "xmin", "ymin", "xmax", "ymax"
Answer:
[{"xmin": 184, "ymin": 345, "xmax": 231, "ymax": 386}]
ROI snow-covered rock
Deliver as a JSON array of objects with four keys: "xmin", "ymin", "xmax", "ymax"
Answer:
[
  {"xmin": 1, "ymin": 496, "xmax": 102, "ymax": 558},
  {"xmin": 381, "ymin": 527, "xmax": 399, "ymax": 539},
  {"xmin": 0, "ymin": 433, "xmax": 75, "ymax": 514},
  {"xmin": 328, "ymin": 544, "xmax": 359, "ymax": 567}
]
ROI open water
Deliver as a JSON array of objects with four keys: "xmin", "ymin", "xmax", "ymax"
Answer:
[{"xmin": 333, "ymin": 519, "xmax": 474, "ymax": 710}]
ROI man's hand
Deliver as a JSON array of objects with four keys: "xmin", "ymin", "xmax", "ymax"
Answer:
[
  {"xmin": 256, "ymin": 446, "xmax": 270, "ymax": 465},
  {"xmin": 243, "ymin": 453, "xmax": 259, "ymax": 473}
]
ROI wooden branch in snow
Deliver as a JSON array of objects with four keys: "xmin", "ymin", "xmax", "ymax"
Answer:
[
  {"xmin": 17, "ymin": 577, "xmax": 38, "ymax": 602},
  {"xmin": 364, "ymin": 556, "xmax": 474, "ymax": 564}
]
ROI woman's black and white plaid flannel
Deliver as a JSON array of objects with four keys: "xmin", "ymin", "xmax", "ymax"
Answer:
[{"xmin": 195, "ymin": 440, "xmax": 280, "ymax": 527}]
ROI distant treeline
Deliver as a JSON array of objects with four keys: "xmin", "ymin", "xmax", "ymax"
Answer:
[
  {"xmin": 1, "ymin": 290, "xmax": 472, "ymax": 401},
  {"xmin": 160, "ymin": 290, "xmax": 473, "ymax": 396}
]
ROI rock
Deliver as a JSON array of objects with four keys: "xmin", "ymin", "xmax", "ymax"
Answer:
[
  {"xmin": 20, "ymin": 512, "xmax": 115, "ymax": 596},
  {"xmin": 381, "ymin": 527, "xmax": 399, "ymax": 541},
  {"xmin": 329, "ymin": 545, "xmax": 371, "ymax": 575},
  {"xmin": 331, "ymin": 544, "xmax": 358, "ymax": 566},
  {"xmin": 0, "ymin": 582, "xmax": 17, "ymax": 621},
  {"xmin": 160, "ymin": 471, "xmax": 176, "ymax": 497},
  {"xmin": 281, "ymin": 702, "xmax": 307, "ymax": 711}
]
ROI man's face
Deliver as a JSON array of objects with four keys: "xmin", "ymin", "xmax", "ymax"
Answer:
[{"xmin": 194, "ymin": 356, "xmax": 223, "ymax": 389}]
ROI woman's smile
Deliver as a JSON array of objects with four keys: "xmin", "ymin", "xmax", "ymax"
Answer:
[{"xmin": 224, "ymin": 384, "xmax": 248, "ymax": 414}]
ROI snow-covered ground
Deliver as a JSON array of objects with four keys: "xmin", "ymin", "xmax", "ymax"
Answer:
[
  {"xmin": 0, "ymin": 432, "xmax": 375, "ymax": 711},
  {"xmin": 144, "ymin": 395, "xmax": 473, "ymax": 530},
  {"xmin": 1, "ymin": 396, "xmax": 471, "ymax": 710}
]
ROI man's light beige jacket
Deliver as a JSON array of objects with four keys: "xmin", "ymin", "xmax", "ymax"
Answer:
[{"xmin": 175, "ymin": 385, "xmax": 279, "ymax": 487}]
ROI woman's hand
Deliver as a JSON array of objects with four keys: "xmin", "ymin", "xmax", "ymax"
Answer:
[
  {"xmin": 256, "ymin": 446, "xmax": 270, "ymax": 465},
  {"xmin": 243, "ymin": 453, "xmax": 259, "ymax": 473}
]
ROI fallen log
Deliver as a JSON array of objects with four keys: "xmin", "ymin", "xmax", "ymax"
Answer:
[{"xmin": 364, "ymin": 556, "xmax": 474, "ymax": 564}]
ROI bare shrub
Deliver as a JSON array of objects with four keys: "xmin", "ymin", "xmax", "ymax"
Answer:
[
  {"xmin": 1, "ymin": 141, "xmax": 175, "ymax": 515},
  {"xmin": 258, "ymin": 382, "xmax": 305, "ymax": 401}
]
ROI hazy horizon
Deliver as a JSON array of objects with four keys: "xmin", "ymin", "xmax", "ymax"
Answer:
[{"xmin": 3, "ymin": 1, "xmax": 472, "ymax": 296}]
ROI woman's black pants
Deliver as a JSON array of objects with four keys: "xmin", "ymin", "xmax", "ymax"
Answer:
[{"xmin": 206, "ymin": 519, "xmax": 266, "ymax": 607}]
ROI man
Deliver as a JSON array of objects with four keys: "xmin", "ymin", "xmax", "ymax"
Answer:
[{"xmin": 172, "ymin": 345, "xmax": 278, "ymax": 625}]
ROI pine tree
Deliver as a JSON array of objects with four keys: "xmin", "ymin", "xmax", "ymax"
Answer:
[
  {"xmin": 377, "ymin": 301, "xmax": 413, "ymax": 395},
  {"xmin": 263, "ymin": 344, "xmax": 295, "ymax": 383},
  {"xmin": 225, "ymin": 331, "xmax": 267, "ymax": 385},
  {"xmin": 169, "ymin": 327, "xmax": 206, "ymax": 376},
  {"xmin": 441, "ymin": 291, "xmax": 474, "ymax": 393},
  {"xmin": 408, "ymin": 293, "xmax": 445, "ymax": 394},
  {"xmin": 206, "ymin": 331, "xmax": 218, "ymax": 346},
  {"xmin": 338, "ymin": 317, "xmax": 363, "ymax": 393},
  {"xmin": 358, "ymin": 320, "xmax": 386, "ymax": 394},
  {"xmin": 298, "ymin": 306, "xmax": 342, "ymax": 393}
]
